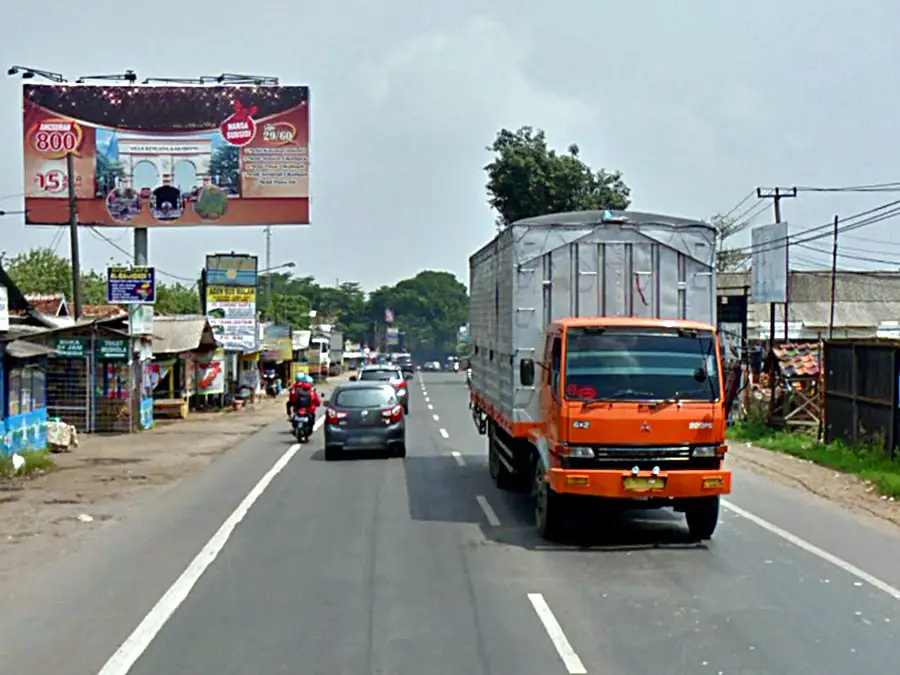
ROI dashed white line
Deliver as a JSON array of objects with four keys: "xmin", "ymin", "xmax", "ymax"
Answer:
[
  {"xmin": 475, "ymin": 495, "xmax": 501, "ymax": 526},
  {"xmin": 432, "ymin": 414, "xmax": 440, "ymax": 422},
  {"xmin": 425, "ymin": 397, "xmax": 431, "ymax": 403},
  {"xmin": 723, "ymin": 500, "xmax": 900, "ymax": 601},
  {"xmin": 427, "ymin": 403, "xmax": 434, "ymax": 410},
  {"xmin": 451, "ymin": 451, "xmax": 465, "ymax": 466},
  {"xmin": 96, "ymin": 431, "xmax": 318, "ymax": 675},
  {"xmin": 439, "ymin": 428, "xmax": 450, "ymax": 439},
  {"xmin": 527, "ymin": 593, "xmax": 587, "ymax": 674}
]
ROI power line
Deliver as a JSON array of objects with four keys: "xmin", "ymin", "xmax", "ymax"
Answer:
[
  {"xmin": 795, "ymin": 182, "xmax": 900, "ymax": 193},
  {"xmin": 87, "ymin": 227, "xmax": 198, "ymax": 285},
  {"xmin": 720, "ymin": 190, "xmax": 757, "ymax": 220}
]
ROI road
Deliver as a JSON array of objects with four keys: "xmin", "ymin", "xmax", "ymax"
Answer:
[{"xmin": 2, "ymin": 372, "xmax": 900, "ymax": 674}]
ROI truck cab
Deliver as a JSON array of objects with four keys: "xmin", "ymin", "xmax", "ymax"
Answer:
[{"xmin": 529, "ymin": 317, "xmax": 730, "ymax": 539}]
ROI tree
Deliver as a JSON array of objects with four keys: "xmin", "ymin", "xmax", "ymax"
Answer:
[
  {"xmin": 485, "ymin": 126, "xmax": 631, "ymax": 228},
  {"xmin": 368, "ymin": 271, "xmax": 468, "ymax": 361},
  {"xmin": 156, "ymin": 283, "xmax": 201, "ymax": 314},
  {"xmin": 711, "ymin": 213, "xmax": 750, "ymax": 273}
]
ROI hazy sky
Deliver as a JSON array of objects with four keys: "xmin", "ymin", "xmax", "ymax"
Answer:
[{"xmin": 2, "ymin": 0, "xmax": 899, "ymax": 291}]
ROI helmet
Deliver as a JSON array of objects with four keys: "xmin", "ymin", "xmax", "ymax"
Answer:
[
  {"xmin": 295, "ymin": 373, "xmax": 304, "ymax": 383},
  {"xmin": 305, "ymin": 374, "xmax": 314, "ymax": 384}
]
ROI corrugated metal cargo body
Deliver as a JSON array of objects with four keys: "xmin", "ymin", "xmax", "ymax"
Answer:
[{"xmin": 468, "ymin": 210, "xmax": 718, "ymax": 432}]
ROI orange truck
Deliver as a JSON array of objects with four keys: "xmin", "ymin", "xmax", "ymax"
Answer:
[{"xmin": 468, "ymin": 210, "xmax": 731, "ymax": 540}]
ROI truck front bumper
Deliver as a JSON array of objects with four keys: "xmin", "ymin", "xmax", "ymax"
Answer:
[{"xmin": 546, "ymin": 468, "xmax": 731, "ymax": 499}]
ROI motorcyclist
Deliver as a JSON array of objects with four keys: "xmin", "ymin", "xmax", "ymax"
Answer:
[
  {"xmin": 287, "ymin": 373, "xmax": 310, "ymax": 418},
  {"xmin": 301, "ymin": 375, "xmax": 322, "ymax": 434}
]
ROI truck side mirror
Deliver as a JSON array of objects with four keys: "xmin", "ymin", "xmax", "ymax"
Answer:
[
  {"xmin": 349, "ymin": 375, "xmax": 357, "ymax": 382},
  {"xmin": 520, "ymin": 359, "xmax": 535, "ymax": 386},
  {"xmin": 693, "ymin": 367, "xmax": 708, "ymax": 383}
]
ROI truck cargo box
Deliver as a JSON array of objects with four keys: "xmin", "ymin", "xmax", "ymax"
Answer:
[{"xmin": 468, "ymin": 210, "xmax": 717, "ymax": 432}]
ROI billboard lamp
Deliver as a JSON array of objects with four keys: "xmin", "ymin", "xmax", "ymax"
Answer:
[
  {"xmin": 6, "ymin": 65, "xmax": 65, "ymax": 82},
  {"xmin": 75, "ymin": 70, "xmax": 137, "ymax": 84}
]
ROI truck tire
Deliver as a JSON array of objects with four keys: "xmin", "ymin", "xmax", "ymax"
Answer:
[
  {"xmin": 686, "ymin": 496, "xmax": 720, "ymax": 540},
  {"xmin": 534, "ymin": 462, "xmax": 565, "ymax": 541},
  {"xmin": 488, "ymin": 426, "xmax": 516, "ymax": 490}
]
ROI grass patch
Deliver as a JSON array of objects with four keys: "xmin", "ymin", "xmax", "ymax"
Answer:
[
  {"xmin": 729, "ymin": 420, "xmax": 900, "ymax": 499},
  {"xmin": 0, "ymin": 450, "xmax": 55, "ymax": 478}
]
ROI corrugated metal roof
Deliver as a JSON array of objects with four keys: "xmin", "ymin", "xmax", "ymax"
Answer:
[
  {"xmin": 720, "ymin": 270, "xmax": 900, "ymax": 302},
  {"xmin": 152, "ymin": 315, "xmax": 216, "ymax": 354},
  {"xmin": 5, "ymin": 339, "xmax": 57, "ymax": 359},
  {"xmin": 749, "ymin": 301, "xmax": 900, "ymax": 328}
]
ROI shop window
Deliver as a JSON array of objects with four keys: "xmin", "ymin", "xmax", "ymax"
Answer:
[{"xmin": 7, "ymin": 366, "xmax": 46, "ymax": 417}]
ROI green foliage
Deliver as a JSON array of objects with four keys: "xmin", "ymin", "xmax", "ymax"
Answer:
[
  {"xmin": 5, "ymin": 248, "xmax": 469, "ymax": 361},
  {"xmin": 485, "ymin": 126, "xmax": 631, "ymax": 228},
  {"xmin": 729, "ymin": 419, "xmax": 900, "ymax": 499},
  {"xmin": 0, "ymin": 450, "xmax": 54, "ymax": 477}
]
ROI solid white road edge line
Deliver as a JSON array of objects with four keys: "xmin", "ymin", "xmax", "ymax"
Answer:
[
  {"xmin": 475, "ymin": 495, "xmax": 501, "ymax": 526},
  {"xmin": 96, "ymin": 421, "xmax": 323, "ymax": 675},
  {"xmin": 722, "ymin": 500, "xmax": 900, "ymax": 601},
  {"xmin": 451, "ymin": 450, "xmax": 465, "ymax": 466},
  {"xmin": 527, "ymin": 593, "xmax": 588, "ymax": 674},
  {"xmin": 432, "ymin": 414, "xmax": 440, "ymax": 421},
  {"xmin": 439, "ymin": 428, "xmax": 450, "ymax": 439}
]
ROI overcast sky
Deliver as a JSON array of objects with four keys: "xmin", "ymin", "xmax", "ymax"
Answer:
[{"xmin": 2, "ymin": 0, "xmax": 899, "ymax": 291}]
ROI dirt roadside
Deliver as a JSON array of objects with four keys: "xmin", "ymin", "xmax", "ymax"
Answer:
[
  {"xmin": 0, "ymin": 375, "xmax": 352, "ymax": 572},
  {"xmin": 729, "ymin": 441, "xmax": 900, "ymax": 528}
]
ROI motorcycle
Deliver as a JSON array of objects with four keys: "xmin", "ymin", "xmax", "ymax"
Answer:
[
  {"xmin": 292, "ymin": 408, "xmax": 312, "ymax": 443},
  {"xmin": 264, "ymin": 371, "xmax": 280, "ymax": 398}
]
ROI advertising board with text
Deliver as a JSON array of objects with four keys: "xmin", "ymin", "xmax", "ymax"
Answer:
[
  {"xmin": 107, "ymin": 266, "xmax": 155, "ymax": 303},
  {"xmin": 22, "ymin": 84, "xmax": 310, "ymax": 227},
  {"xmin": 205, "ymin": 286, "xmax": 257, "ymax": 352},
  {"xmin": 206, "ymin": 254, "xmax": 258, "ymax": 287}
]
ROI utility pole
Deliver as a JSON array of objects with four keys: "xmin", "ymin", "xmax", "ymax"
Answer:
[
  {"xmin": 66, "ymin": 152, "xmax": 83, "ymax": 319},
  {"xmin": 265, "ymin": 226, "xmax": 272, "ymax": 320},
  {"xmin": 828, "ymin": 215, "xmax": 839, "ymax": 339},
  {"xmin": 756, "ymin": 187, "xmax": 797, "ymax": 343}
]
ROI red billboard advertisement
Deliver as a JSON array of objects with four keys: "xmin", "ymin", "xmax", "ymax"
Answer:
[{"xmin": 22, "ymin": 84, "xmax": 310, "ymax": 227}]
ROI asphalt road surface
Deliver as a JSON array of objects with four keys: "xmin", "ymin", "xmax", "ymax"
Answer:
[{"xmin": 3, "ymin": 373, "xmax": 900, "ymax": 674}]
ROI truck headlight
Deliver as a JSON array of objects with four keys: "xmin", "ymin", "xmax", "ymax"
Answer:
[
  {"xmin": 567, "ymin": 446, "xmax": 595, "ymax": 459},
  {"xmin": 692, "ymin": 445, "xmax": 719, "ymax": 458}
]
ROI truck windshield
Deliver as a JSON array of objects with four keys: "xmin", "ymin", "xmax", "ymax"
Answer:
[{"xmin": 564, "ymin": 328, "xmax": 720, "ymax": 402}]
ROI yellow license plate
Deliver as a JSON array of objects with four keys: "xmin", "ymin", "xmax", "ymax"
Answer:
[{"xmin": 623, "ymin": 476, "xmax": 667, "ymax": 492}]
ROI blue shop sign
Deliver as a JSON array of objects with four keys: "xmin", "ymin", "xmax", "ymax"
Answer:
[{"xmin": 107, "ymin": 266, "xmax": 156, "ymax": 304}]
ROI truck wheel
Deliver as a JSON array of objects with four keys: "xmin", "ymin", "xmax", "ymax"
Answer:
[
  {"xmin": 488, "ymin": 428, "xmax": 516, "ymax": 490},
  {"xmin": 686, "ymin": 496, "xmax": 720, "ymax": 540},
  {"xmin": 534, "ymin": 462, "xmax": 565, "ymax": 541}
]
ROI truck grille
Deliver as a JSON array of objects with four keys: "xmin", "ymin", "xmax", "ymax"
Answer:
[{"xmin": 561, "ymin": 445, "xmax": 720, "ymax": 471}]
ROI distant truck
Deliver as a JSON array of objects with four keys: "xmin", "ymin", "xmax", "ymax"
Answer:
[{"xmin": 468, "ymin": 210, "xmax": 731, "ymax": 541}]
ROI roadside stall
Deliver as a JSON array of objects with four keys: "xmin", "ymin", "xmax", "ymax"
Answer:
[
  {"xmin": 151, "ymin": 315, "xmax": 217, "ymax": 419},
  {"xmin": 261, "ymin": 324, "xmax": 293, "ymax": 391}
]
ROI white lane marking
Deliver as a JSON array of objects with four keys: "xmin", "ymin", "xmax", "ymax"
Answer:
[
  {"xmin": 425, "ymin": 397, "xmax": 431, "ymax": 403},
  {"xmin": 451, "ymin": 451, "xmax": 465, "ymax": 466},
  {"xmin": 97, "ymin": 421, "xmax": 323, "ymax": 674},
  {"xmin": 439, "ymin": 428, "xmax": 450, "ymax": 439},
  {"xmin": 527, "ymin": 593, "xmax": 588, "ymax": 674},
  {"xmin": 723, "ymin": 500, "xmax": 900, "ymax": 601},
  {"xmin": 476, "ymin": 495, "xmax": 501, "ymax": 526},
  {"xmin": 427, "ymin": 403, "xmax": 434, "ymax": 410},
  {"xmin": 432, "ymin": 414, "xmax": 440, "ymax": 422}
]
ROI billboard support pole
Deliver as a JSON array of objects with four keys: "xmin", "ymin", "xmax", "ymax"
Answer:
[
  {"xmin": 134, "ymin": 227, "xmax": 148, "ymax": 265},
  {"xmin": 66, "ymin": 152, "xmax": 83, "ymax": 319},
  {"xmin": 828, "ymin": 215, "xmax": 839, "ymax": 339}
]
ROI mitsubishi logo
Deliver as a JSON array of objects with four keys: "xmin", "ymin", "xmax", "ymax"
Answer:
[{"xmin": 640, "ymin": 421, "xmax": 651, "ymax": 433}]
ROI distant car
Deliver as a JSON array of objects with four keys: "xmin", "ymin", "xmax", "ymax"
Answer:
[
  {"xmin": 323, "ymin": 383, "xmax": 406, "ymax": 461},
  {"xmin": 422, "ymin": 361, "xmax": 441, "ymax": 372},
  {"xmin": 353, "ymin": 364, "xmax": 410, "ymax": 413}
]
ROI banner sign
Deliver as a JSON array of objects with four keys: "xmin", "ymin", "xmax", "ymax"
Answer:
[
  {"xmin": 206, "ymin": 285, "xmax": 257, "ymax": 352},
  {"xmin": 23, "ymin": 84, "xmax": 310, "ymax": 227},
  {"xmin": 107, "ymin": 266, "xmax": 155, "ymax": 304},
  {"xmin": 206, "ymin": 254, "xmax": 258, "ymax": 287}
]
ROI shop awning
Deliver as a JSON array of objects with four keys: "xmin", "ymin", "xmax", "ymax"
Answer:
[{"xmin": 5, "ymin": 339, "xmax": 58, "ymax": 359}]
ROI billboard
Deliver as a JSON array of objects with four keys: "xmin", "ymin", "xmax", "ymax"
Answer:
[
  {"xmin": 751, "ymin": 222, "xmax": 788, "ymax": 303},
  {"xmin": 107, "ymin": 266, "xmax": 155, "ymax": 303},
  {"xmin": 206, "ymin": 254, "xmax": 258, "ymax": 287},
  {"xmin": 206, "ymin": 286, "xmax": 257, "ymax": 352},
  {"xmin": 23, "ymin": 84, "xmax": 310, "ymax": 227}
]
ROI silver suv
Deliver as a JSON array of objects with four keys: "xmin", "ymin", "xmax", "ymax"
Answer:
[{"xmin": 356, "ymin": 365, "xmax": 410, "ymax": 413}]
